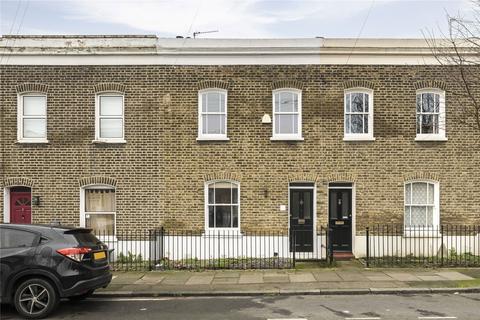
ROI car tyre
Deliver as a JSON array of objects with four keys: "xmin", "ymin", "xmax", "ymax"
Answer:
[
  {"xmin": 14, "ymin": 278, "xmax": 59, "ymax": 319},
  {"xmin": 68, "ymin": 289, "xmax": 95, "ymax": 301}
]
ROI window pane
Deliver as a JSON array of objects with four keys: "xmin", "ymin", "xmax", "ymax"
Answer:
[
  {"xmin": 426, "ymin": 206, "xmax": 433, "ymax": 225},
  {"xmin": 412, "ymin": 183, "xmax": 427, "ymax": 204},
  {"xmin": 405, "ymin": 184, "xmax": 411, "ymax": 205},
  {"xmin": 100, "ymin": 119, "xmax": 123, "ymax": 138},
  {"xmin": 364, "ymin": 94, "xmax": 369, "ymax": 112},
  {"xmin": 404, "ymin": 206, "xmax": 411, "ymax": 226},
  {"xmin": 416, "ymin": 94, "xmax": 421, "ymax": 112},
  {"xmin": 416, "ymin": 115, "xmax": 421, "ymax": 134},
  {"xmin": 232, "ymin": 206, "xmax": 238, "ymax": 227},
  {"xmin": 209, "ymin": 206, "xmax": 215, "ymax": 228},
  {"xmin": 0, "ymin": 229, "xmax": 37, "ymax": 248},
  {"xmin": 215, "ymin": 185, "xmax": 232, "ymax": 204},
  {"xmin": 202, "ymin": 94, "xmax": 207, "ymax": 112},
  {"xmin": 345, "ymin": 94, "xmax": 350, "ymax": 112},
  {"xmin": 345, "ymin": 115, "xmax": 351, "ymax": 133},
  {"xmin": 85, "ymin": 189, "xmax": 115, "ymax": 212},
  {"xmin": 427, "ymin": 183, "xmax": 434, "ymax": 205},
  {"xmin": 351, "ymin": 93, "xmax": 364, "ymax": 112},
  {"xmin": 85, "ymin": 214, "xmax": 115, "ymax": 235},
  {"xmin": 275, "ymin": 114, "xmax": 297, "ymax": 134},
  {"xmin": 350, "ymin": 114, "xmax": 363, "ymax": 134},
  {"xmin": 421, "ymin": 115, "xmax": 434, "ymax": 134},
  {"xmin": 208, "ymin": 185, "xmax": 215, "ymax": 204},
  {"xmin": 100, "ymin": 96, "xmax": 123, "ymax": 116},
  {"xmin": 232, "ymin": 185, "xmax": 238, "ymax": 204},
  {"xmin": 422, "ymin": 93, "xmax": 435, "ymax": 112},
  {"xmin": 23, "ymin": 96, "xmax": 46, "ymax": 116},
  {"xmin": 277, "ymin": 92, "xmax": 298, "ymax": 112},
  {"xmin": 203, "ymin": 114, "xmax": 225, "ymax": 134},
  {"xmin": 434, "ymin": 94, "xmax": 440, "ymax": 113},
  {"xmin": 215, "ymin": 206, "xmax": 232, "ymax": 228},
  {"xmin": 23, "ymin": 119, "xmax": 46, "ymax": 138},
  {"xmin": 363, "ymin": 114, "xmax": 369, "ymax": 134},
  {"xmin": 204, "ymin": 92, "xmax": 225, "ymax": 112},
  {"xmin": 411, "ymin": 206, "xmax": 426, "ymax": 226}
]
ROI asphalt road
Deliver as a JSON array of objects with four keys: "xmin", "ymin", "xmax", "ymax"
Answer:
[{"xmin": 1, "ymin": 293, "xmax": 480, "ymax": 320}]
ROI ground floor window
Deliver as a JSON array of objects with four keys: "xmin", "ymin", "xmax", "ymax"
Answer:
[
  {"xmin": 206, "ymin": 181, "xmax": 239, "ymax": 230},
  {"xmin": 404, "ymin": 181, "xmax": 439, "ymax": 228},
  {"xmin": 84, "ymin": 187, "xmax": 116, "ymax": 235}
]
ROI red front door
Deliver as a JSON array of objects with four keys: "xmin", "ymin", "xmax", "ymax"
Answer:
[{"xmin": 10, "ymin": 192, "xmax": 32, "ymax": 224}]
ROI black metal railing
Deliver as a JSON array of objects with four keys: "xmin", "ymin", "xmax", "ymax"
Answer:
[
  {"xmin": 365, "ymin": 225, "xmax": 480, "ymax": 267},
  {"xmin": 94, "ymin": 228, "xmax": 329, "ymax": 271}
]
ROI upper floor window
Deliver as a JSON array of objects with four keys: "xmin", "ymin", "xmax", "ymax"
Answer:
[
  {"xmin": 17, "ymin": 94, "xmax": 47, "ymax": 143},
  {"xmin": 271, "ymin": 89, "xmax": 303, "ymax": 141},
  {"xmin": 95, "ymin": 94, "xmax": 125, "ymax": 143},
  {"xmin": 83, "ymin": 187, "xmax": 116, "ymax": 236},
  {"xmin": 415, "ymin": 89, "xmax": 446, "ymax": 141},
  {"xmin": 205, "ymin": 181, "xmax": 239, "ymax": 230},
  {"xmin": 404, "ymin": 181, "xmax": 439, "ymax": 228},
  {"xmin": 198, "ymin": 89, "xmax": 228, "ymax": 141},
  {"xmin": 344, "ymin": 89, "xmax": 374, "ymax": 141}
]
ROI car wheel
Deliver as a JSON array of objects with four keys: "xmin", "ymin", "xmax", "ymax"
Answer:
[
  {"xmin": 14, "ymin": 278, "xmax": 59, "ymax": 319},
  {"xmin": 68, "ymin": 289, "xmax": 95, "ymax": 301}
]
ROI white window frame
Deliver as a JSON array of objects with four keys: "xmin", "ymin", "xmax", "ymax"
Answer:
[
  {"xmin": 17, "ymin": 93, "xmax": 48, "ymax": 143},
  {"xmin": 271, "ymin": 88, "xmax": 303, "ymax": 141},
  {"xmin": 404, "ymin": 180, "xmax": 440, "ymax": 231},
  {"xmin": 80, "ymin": 185, "xmax": 116, "ymax": 237},
  {"xmin": 197, "ymin": 89, "xmax": 229, "ymax": 141},
  {"xmin": 343, "ymin": 88, "xmax": 375, "ymax": 141},
  {"xmin": 204, "ymin": 180, "xmax": 240, "ymax": 233},
  {"xmin": 415, "ymin": 88, "xmax": 447, "ymax": 141},
  {"xmin": 94, "ymin": 93, "xmax": 126, "ymax": 143}
]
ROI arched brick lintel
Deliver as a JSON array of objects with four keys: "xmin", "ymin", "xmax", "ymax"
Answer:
[
  {"xmin": 79, "ymin": 176, "xmax": 117, "ymax": 188},
  {"xmin": 93, "ymin": 83, "xmax": 126, "ymax": 94},
  {"xmin": 203, "ymin": 171, "xmax": 241, "ymax": 183},
  {"xmin": 403, "ymin": 172, "xmax": 440, "ymax": 182},
  {"xmin": 198, "ymin": 80, "xmax": 230, "ymax": 91},
  {"xmin": 271, "ymin": 80, "xmax": 304, "ymax": 90},
  {"xmin": 413, "ymin": 80, "xmax": 447, "ymax": 91},
  {"xmin": 287, "ymin": 173, "xmax": 320, "ymax": 183},
  {"xmin": 2, "ymin": 177, "xmax": 35, "ymax": 188},
  {"xmin": 325, "ymin": 173, "xmax": 357, "ymax": 183},
  {"xmin": 343, "ymin": 80, "xmax": 375, "ymax": 90},
  {"xmin": 16, "ymin": 83, "xmax": 49, "ymax": 94}
]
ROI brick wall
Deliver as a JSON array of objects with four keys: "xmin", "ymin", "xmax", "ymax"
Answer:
[{"xmin": 1, "ymin": 65, "xmax": 479, "ymax": 233}]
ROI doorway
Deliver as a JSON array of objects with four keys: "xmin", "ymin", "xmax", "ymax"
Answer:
[{"xmin": 328, "ymin": 183, "xmax": 353, "ymax": 252}]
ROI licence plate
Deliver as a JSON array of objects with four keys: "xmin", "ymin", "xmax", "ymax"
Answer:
[{"xmin": 94, "ymin": 251, "xmax": 106, "ymax": 260}]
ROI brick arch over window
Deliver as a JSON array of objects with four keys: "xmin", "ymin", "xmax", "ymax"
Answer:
[
  {"xmin": 287, "ymin": 173, "xmax": 320, "ymax": 183},
  {"xmin": 2, "ymin": 177, "xmax": 35, "ymax": 188},
  {"xmin": 413, "ymin": 80, "xmax": 447, "ymax": 91},
  {"xmin": 79, "ymin": 176, "xmax": 117, "ymax": 188},
  {"xmin": 198, "ymin": 80, "xmax": 230, "ymax": 91},
  {"xmin": 403, "ymin": 172, "xmax": 440, "ymax": 182},
  {"xmin": 271, "ymin": 80, "xmax": 303, "ymax": 90},
  {"xmin": 203, "ymin": 171, "xmax": 241, "ymax": 182},
  {"xmin": 93, "ymin": 83, "xmax": 126, "ymax": 94},
  {"xmin": 15, "ymin": 83, "xmax": 49, "ymax": 94},
  {"xmin": 342, "ymin": 80, "xmax": 374, "ymax": 90},
  {"xmin": 325, "ymin": 173, "xmax": 357, "ymax": 183}
]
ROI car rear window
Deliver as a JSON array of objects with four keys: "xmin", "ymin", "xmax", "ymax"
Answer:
[
  {"xmin": 0, "ymin": 228, "xmax": 38, "ymax": 249},
  {"xmin": 62, "ymin": 230, "xmax": 101, "ymax": 246}
]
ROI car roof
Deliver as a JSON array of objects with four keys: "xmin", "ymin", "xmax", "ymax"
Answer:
[{"xmin": 0, "ymin": 223, "xmax": 90, "ymax": 233}]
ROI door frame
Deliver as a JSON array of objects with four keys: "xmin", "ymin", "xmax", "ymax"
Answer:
[
  {"xmin": 3, "ymin": 186, "xmax": 32, "ymax": 223},
  {"xmin": 327, "ymin": 182, "xmax": 356, "ymax": 254},
  {"xmin": 288, "ymin": 182, "xmax": 316, "ymax": 254}
]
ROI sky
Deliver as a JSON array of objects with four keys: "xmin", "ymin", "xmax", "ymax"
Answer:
[{"xmin": 0, "ymin": 0, "xmax": 476, "ymax": 39}]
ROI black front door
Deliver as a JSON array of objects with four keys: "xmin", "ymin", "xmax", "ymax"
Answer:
[
  {"xmin": 290, "ymin": 187, "xmax": 314, "ymax": 252},
  {"xmin": 329, "ymin": 187, "xmax": 352, "ymax": 252}
]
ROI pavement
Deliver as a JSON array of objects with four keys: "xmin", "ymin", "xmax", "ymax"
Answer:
[{"xmin": 96, "ymin": 261, "xmax": 480, "ymax": 297}]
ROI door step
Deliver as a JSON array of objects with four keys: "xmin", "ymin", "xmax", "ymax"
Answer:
[{"xmin": 332, "ymin": 252, "xmax": 355, "ymax": 261}]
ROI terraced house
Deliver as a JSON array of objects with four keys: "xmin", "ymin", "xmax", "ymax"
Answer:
[{"xmin": 1, "ymin": 35, "xmax": 479, "ymax": 260}]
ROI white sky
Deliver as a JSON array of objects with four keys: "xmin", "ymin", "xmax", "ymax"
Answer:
[{"xmin": 0, "ymin": 0, "xmax": 475, "ymax": 38}]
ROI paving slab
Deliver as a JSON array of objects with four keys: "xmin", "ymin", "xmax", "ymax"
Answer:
[
  {"xmin": 435, "ymin": 271, "xmax": 474, "ymax": 281},
  {"xmin": 238, "ymin": 274, "xmax": 264, "ymax": 284},
  {"xmin": 134, "ymin": 276, "xmax": 164, "ymax": 285},
  {"xmin": 385, "ymin": 272, "xmax": 422, "ymax": 282},
  {"xmin": 211, "ymin": 277, "xmax": 239, "ymax": 285},
  {"xmin": 366, "ymin": 275, "xmax": 394, "ymax": 281},
  {"xmin": 417, "ymin": 275, "xmax": 446, "ymax": 281},
  {"xmin": 312, "ymin": 272, "xmax": 343, "ymax": 282},
  {"xmin": 289, "ymin": 273, "xmax": 316, "ymax": 283},
  {"xmin": 336, "ymin": 271, "xmax": 368, "ymax": 281},
  {"xmin": 214, "ymin": 271, "xmax": 241, "ymax": 278},
  {"xmin": 185, "ymin": 275, "xmax": 214, "ymax": 285},
  {"xmin": 263, "ymin": 275, "xmax": 290, "ymax": 283}
]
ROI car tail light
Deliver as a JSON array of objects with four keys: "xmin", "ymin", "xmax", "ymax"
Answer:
[{"xmin": 57, "ymin": 247, "xmax": 92, "ymax": 262}]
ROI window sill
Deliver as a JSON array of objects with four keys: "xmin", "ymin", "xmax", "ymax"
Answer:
[
  {"xmin": 92, "ymin": 139, "xmax": 127, "ymax": 144},
  {"xmin": 196, "ymin": 137, "xmax": 230, "ymax": 141},
  {"xmin": 415, "ymin": 136, "xmax": 448, "ymax": 142},
  {"xmin": 203, "ymin": 229, "xmax": 242, "ymax": 237},
  {"xmin": 16, "ymin": 139, "xmax": 49, "ymax": 144},
  {"xmin": 270, "ymin": 136, "xmax": 304, "ymax": 141},
  {"xmin": 343, "ymin": 136, "xmax": 375, "ymax": 142},
  {"xmin": 403, "ymin": 230, "xmax": 441, "ymax": 238}
]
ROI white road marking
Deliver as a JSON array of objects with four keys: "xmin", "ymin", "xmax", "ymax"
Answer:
[{"xmin": 418, "ymin": 317, "xmax": 457, "ymax": 319}]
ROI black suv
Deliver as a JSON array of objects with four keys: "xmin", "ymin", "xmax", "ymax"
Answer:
[{"xmin": 0, "ymin": 224, "xmax": 112, "ymax": 319}]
